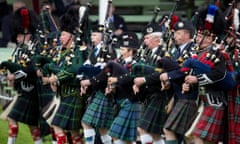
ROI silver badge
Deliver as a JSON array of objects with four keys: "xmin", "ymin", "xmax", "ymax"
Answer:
[
  {"xmin": 178, "ymin": 22, "xmax": 184, "ymax": 28},
  {"xmin": 146, "ymin": 27, "xmax": 153, "ymax": 33},
  {"xmin": 123, "ymin": 41, "xmax": 129, "ymax": 46}
]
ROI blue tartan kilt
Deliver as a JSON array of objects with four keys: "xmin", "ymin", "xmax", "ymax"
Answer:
[
  {"xmin": 109, "ymin": 99, "xmax": 142, "ymax": 141},
  {"xmin": 51, "ymin": 94, "xmax": 85, "ymax": 130},
  {"xmin": 164, "ymin": 99, "xmax": 198, "ymax": 135},
  {"xmin": 8, "ymin": 89, "xmax": 39, "ymax": 126},
  {"xmin": 81, "ymin": 90, "xmax": 115, "ymax": 128},
  {"xmin": 138, "ymin": 92, "xmax": 168, "ymax": 134}
]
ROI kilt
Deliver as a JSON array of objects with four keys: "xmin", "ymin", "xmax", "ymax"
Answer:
[
  {"xmin": 192, "ymin": 104, "xmax": 225, "ymax": 143},
  {"xmin": 51, "ymin": 94, "xmax": 85, "ymax": 130},
  {"xmin": 38, "ymin": 82, "xmax": 55, "ymax": 136},
  {"xmin": 109, "ymin": 99, "xmax": 142, "ymax": 141},
  {"xmin": 228, "ymin": 89, "xmax": 237, "ymax": 144},
  {"xmin": 164, "ymin": 99, "xmax": 198, "ymax": 135},
  {"xmin": 81, "ymin": 90, "xmax": 114, "ymax": 128},
  {"xmin": 38, "ymin": 83, "xmax": 55, "ymax": 109},
  {"xmin": 235, "ymin": 95, "xmax": 240, "ymax": 143},
  {"xmin": 138, "ymin": 92, "xmax": 168, "ymax": 134},
  {"xmin": 8, "ymin": 89, "xmax": 39, "ymax": 126}
]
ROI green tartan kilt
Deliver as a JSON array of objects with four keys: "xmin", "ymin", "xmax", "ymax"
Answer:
[
  {"xmin": 81, "ymin": 90, "xmax": 114, "ymax": 128},
  {"xmin": 38, "ymin": 83, "xmax": 55, "ymax": 136},
  {"xmin": 164, "ymin": 99, "xmax": 198, "ymax": 135},
  {"xmin": 38, "ymin": 83, "xmax": 55, "ymax": 109},
  {"xmin": 8, "ymin": 89, "xmax": 39, "ymax": 126},
  {"xmin": 138, "ymin": 92, "xmax": 168, "ymax": 134},
  {"xmin": 51, "ymin": 94, "xmax": 85, "ymax": 130}
]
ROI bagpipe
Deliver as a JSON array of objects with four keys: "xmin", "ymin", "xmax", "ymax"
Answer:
[
  {"xmin": 181, "ymin": 55, "xmax": 237, "ymax": 91},
  {"xmin": 34, "ymin": 6, "xmax": 62, "ymax": 70},
  {"xmin": 160, "ymin": 0, "xmax": 179, "ymax": 51},
  {"xmin": 0, "ymin": 40, "xmax": 37, "ymax": 83},
  {"xmin": 39, "ymin": 5, "xmax": 59, "ymax": 34},
  {"xmin": 42, "ymin": 4, "xmax": 90, "ymax": 75},
  {"xmin": 95, "ymin": 0, "xmax": 117, "ymax": 65}
]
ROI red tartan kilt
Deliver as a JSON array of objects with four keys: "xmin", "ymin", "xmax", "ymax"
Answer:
[
  {"xmin": 235, "ymin": 95, "xmax": 240, "ymax": 143},
  {"xmin": 193, "ymin": 105, "xmax": 225, "ymax": 143}
]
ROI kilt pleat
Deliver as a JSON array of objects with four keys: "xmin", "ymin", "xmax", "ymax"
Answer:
[
  {"xmin": 193, "ymin": 104, "xmax": 225, "ymax": 143},
  {"xmin": 235, "ymin": 95, "xmax": 240, "ymax": 143},
  {"xmin": 38, "ymin": 84, "xmax": 55, "ymax": 109},
  {"xmin": 8, "ymin": 90, "xmax": 39, "ymax": 126},
  {"xmin": 38, "ymin": 84, "xmax": 55, "ymax": 136},
  {"xmin": 138, "ymin": 93, "xmax": 168, "ymax": 134},
  {"xmin": 109, "ymin": 99, "xmax": 141, "ymax": 141},
  {"xmin": 81, "ymin": 90, "xmax": 114, "ymax": 128},
  {"xmin": 51, "ymin": 95, "xmax": 84, "ymax": 130},
  {"xmin": 228, "ymin": 89, "xmax": 237, "ymax": 144},
  {"xmin": 164, "ymin": 99, "xmax": 198, "ymax": 135}
]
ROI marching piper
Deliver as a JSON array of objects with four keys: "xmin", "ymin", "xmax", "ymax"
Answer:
[
  {"xmin": 1, "ymin": 7, "xmax": 43, "ymax": 144},
  {"xmin": 46, "ymin": 4, "xmax": 88, "ymax": 144}
]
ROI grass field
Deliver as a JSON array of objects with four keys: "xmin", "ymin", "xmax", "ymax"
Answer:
[{"xmin": 0, "ymin": 108, "xmax": 52, "ymax": 144}]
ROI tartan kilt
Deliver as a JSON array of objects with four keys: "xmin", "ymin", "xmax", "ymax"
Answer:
[
  {"xmin": 8, "ymin": 89, "xmax": 39, "ymax": 126},
  {"xmin": 138, "ymin": 92, "xmax": 168, "ymax": 134},
  {"xmin": 109, "ymin": 99, "xmax": 142, "ymax": 141},
  {"xmin": 228, "ymin": 89, "xmax": 237, "ymax": 144},
  {"xmin": 164, "ymin": 99, "xmax": 198, "ymax": 135},
  {"xmin": 192, "ymin": 104, "xmax": 225, "ymax": 143},
  {"xmin": 81, "ymin": 90, "xmax": 114, "ymax": 128},
  {"xmin": 38, "ymin": 83, "xmax": 55, "ymax": 109},
  {"xmin": 51, "ymin": 94, "xmax": 85, "ymax": 130},
  {"xmin": 38, "ymin": 83, "xmax": 55, "ymax": 137},
  {"xmin": 235, "ymin": 95, "xmax": 240, "ymax": 143}
]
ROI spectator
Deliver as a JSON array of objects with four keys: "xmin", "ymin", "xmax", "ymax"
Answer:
[
  {"xmin": 0, "ymin": 0, "xmax": 11, "ymax": 30},
  {"xmin": 107, "ymin": 3, "xmax": 127, "ymax": 37},
  {"xmin": 0, "ymin": 0, "xmax": 26, "ymax": 47}
]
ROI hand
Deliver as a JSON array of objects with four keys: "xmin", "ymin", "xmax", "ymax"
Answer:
[
  {"xmin": 80, "ymin": 79, "xmax": 91, "ymax": 87},
  {"xmin": 182, "ymin": 82, "xmax": 190, "ymax": 93},
  {"xmin": 159, "ymin": 72, "xmax": 168, "ymax": 82},
  {"xmin": 7, "ymin": 74, "xmax": 15, "ymax": 87},
  {"xmin": 134, "ymin": 77, "xmax": 145, "ymax": 87},
  {"xmin": 105, "ymin": 85, "xmax": 112, "ymax": 95},
  {"xmin": 50, "ymin": 82, "xmax": 57, "ymax": 92},
  {"xmin": 36, "ymin": 69, "xmax": 43, "ymax": 77},
  {"xmin": 108, "ymin": 77, "xmax": 117, "ymax": 85},
  {"xmin": 161, "ymin": 80, "xmax": 171, "ymax": 91},
  {"xmin": 80, "ymin": 85, "xmax": 88, "ymax": 96},
  {"xmin": 7, "ymin": 74, "xmax": 15, "ymax": 81},
  {"xmin": 42, "ymin": 77, "xmax": 50, "ymax": 85},
  {"xmin": 185, "ymin": 75, "xmax": 198, "ymax": 84},
  {"xmin": 132, "ymin": 84, "xmax": 140, "ymax": 95},
  {"xmin": 114, "ymin": 29, "xmax": 123, "ymax": 36},
  {"xmin": 48, "ymin": 75, "xmax": 57, "ymax": 83}
]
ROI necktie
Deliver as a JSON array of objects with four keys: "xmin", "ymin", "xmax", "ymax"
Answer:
[{"xmin": 94, "ymin": 47, "xmax": 98, "ymax": 57}]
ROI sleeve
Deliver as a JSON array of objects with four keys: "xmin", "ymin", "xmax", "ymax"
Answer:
[{"xmin": 196, "ymin": 55, "xmax": 227, "ymax": 86}]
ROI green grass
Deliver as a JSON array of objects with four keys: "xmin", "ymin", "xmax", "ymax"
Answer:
[{"xmin": 0, "ymin": 109, "xmax": 52, "ymax": 144}]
